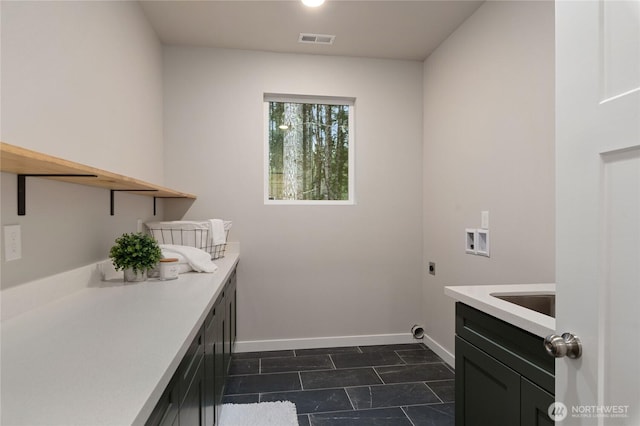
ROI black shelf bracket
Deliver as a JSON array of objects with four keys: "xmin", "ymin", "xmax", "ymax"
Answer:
[
  {"xmin": 151, "ymin": 197, "xmax": 190, "ymax": 217},
  {"xmin": 17, "ymin": 174, "xmax": 98, "ymax": 215},
  {"xmin": 110, "ymin": 189, "xmax": 158, "ymax": 216}
]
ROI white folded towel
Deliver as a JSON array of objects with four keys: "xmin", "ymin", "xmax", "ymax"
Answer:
[
  {"xmin": 208, "ymin": 219, "xmax": 227, "ymax": 246},
  {"xmin": 160, "ymin": 244, "xmax": 218, "ymax": 273}
]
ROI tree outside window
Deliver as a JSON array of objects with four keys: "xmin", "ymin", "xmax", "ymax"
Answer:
[{"xmin": 265, "ymin": 95, "xmax": 354, "ymax": 204}]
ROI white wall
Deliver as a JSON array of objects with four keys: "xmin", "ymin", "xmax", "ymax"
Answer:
[
  {"xmin": 0, "ymin": 0, "xmax": 555, "ymax": 355},
  {"xmin": 164, "ymin": 48, "xmax": 424, "ymax": 347},
  {"xmin": 1, "ymin": 1, "xmax": 165, "ymax": 288},
  {"xmin": 1, "ymin": 1, "xmax": 164, "ymax": 182},
  {"xmin": 422, "ymin": 0, "xmax": 556, "ymax": 356}
]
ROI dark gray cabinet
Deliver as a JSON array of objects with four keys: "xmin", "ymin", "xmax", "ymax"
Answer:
[
  {"xmin": 179, "ymin": 325, "xmax": 206, "ymax": 426},
  {"xmin": 521, "ymin": 378, "xmax": 554, "ymax": 426},
  {"xmin": 205, "ymin": 290, "xmax": 226, "ymax": 426},
  {"xmin": 214, "ymin": 296, "xmax": 225, "ymax": 424},
  {"xmin": 145, "ymin": 375, "xmax": 179, "ymax": 426},
  {"xmin": 456, "ymin": 336, "xmax": 520, "ymax": 425},
  {"xmin": 147, "ymin": 266, "xmax": 238, "ymax": 426},
  {"xmin": 455, "ymin": 302, "xmax": 554, "ymax": 426},
  {"xmin": 204, "ymin": 294, "xmax": 223, "ymax": 426},
  {"xmin": 146, "ymin": 324, "xmax": 205, "ymax": 426},
  {"xmin": 224, "ymin": 269, "xmax": 237, "ymax": 374}
]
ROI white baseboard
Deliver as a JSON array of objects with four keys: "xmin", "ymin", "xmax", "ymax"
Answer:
[
  {"xmin": 235, "ymin": 331, "xmax": 455, "ymax": 368},
  {"xmin": 235, "ymin": 333, "xmax": 415, "ymax": 353},
  {"xmin": 420, "ymin": 334, "xmax": 455, "ymax": 368}
]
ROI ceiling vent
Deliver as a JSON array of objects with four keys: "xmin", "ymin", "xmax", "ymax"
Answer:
[{"xmin": 298, "ymin": 33, "xmax": 336, "ymax": 45}]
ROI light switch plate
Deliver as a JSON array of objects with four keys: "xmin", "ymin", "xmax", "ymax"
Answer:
[
  {"xmin": 4, "ymin": 225, "xmax": 22, "ymax": 261},
  {"xmin": 481, "ymin": 211, "xmax": 489, "ymax": 229}
]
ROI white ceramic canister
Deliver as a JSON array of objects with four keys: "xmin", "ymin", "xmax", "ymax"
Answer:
[{"xmin": 159, "ymin": 258, "xmax": 180, "ymax": 280}]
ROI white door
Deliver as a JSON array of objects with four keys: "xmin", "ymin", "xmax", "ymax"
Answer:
[{"xmin": 555, "ymin": 0, "xmax": 640, "ymax": 425}]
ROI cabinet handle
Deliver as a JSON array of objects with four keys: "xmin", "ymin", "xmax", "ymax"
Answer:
[{"xmin": 544, "ymin": 333, "xmax": 582, "ymax": 359}]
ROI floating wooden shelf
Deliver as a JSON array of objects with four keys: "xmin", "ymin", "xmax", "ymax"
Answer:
[{"xmin": 1, "ymin": 142, "xmax": 196, "ymax": 215}]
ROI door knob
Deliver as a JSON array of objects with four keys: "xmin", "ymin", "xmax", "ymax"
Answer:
[{"xmin": 544, "ymin": 332, "xmax": 582, "ymax": 359}]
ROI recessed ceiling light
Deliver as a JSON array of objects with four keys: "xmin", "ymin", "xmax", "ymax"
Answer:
[{"xmin": 301, "ymin": 0, "xmax": 325, "ymax": 7}]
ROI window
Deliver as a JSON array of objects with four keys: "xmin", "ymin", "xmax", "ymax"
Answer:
[{"xmin": 264, "ymin": 94, "xmax": 355, "ymax": 204}]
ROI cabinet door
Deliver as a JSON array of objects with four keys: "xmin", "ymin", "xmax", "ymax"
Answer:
[
  {"xmin": 178, "ymin": 325, "xmax": 205, "ymax": 426},
  {"xmin": 204, "ymin": 306, "xmax": 217, "ymax": 426},
  {"xmin": 214, "ymin": 293, "xmax": 226, "ymax": 421},
  {"xmin": 521, "ymin": 377, "xmax": 554, "ymax": 426},
  {"xmin": 226, "ymin": 269, "xmax": 237, "ymax": 354},
  {"xmin": 229, "ymin": 270, "xmax": 237, "ymax": 348},
  {"xmin": 145, "ymin": 375, "xmax": 179, "ymax": 426},
  {"xmin": 223, "ymin": 274, "xmax": 236, "ymax": 374},
  {"xmin": 179, "ymin": 357, "xmax": 205, "ymax": 426},
  {"xmin": 455, "ymin": 336, "xmax": 520, "ymax": 426}
]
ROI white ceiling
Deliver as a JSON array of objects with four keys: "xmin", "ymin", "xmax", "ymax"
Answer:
[{"xmin": 140, "ymin": 0, "xmax": 484, "ymax": 61}]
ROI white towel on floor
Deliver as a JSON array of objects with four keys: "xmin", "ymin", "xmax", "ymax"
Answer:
[
  {"xmin": 219, "ymin": 402, "xmax": 298, "ymax": 426},
  {"xmin": 160, "ymin": 244, "xmax": 218, "ymax": 273},
  {"xmin": 208, "ymin": 219, "xmax": 227, "ymax": 246}
]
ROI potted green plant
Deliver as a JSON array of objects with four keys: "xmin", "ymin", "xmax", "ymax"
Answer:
[{"xmin": 109, "ymin": 232, "xmax": 162, "ymax": 282}]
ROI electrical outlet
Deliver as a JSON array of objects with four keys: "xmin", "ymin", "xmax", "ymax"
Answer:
[
  {"xmin": 428, "ymin": 262, "xmax": 436, "ymax": 276},
  {"xmin": 4, "ymin": 225, "xmax": 22, "ymax": 261}
]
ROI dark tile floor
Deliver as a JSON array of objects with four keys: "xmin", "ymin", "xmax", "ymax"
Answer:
[{"xmin": 223, "ymin": 343, "xmax": 455, "ymax": 426}]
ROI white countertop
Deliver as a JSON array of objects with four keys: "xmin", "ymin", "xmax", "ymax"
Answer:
[
  {"xmin": 444, "ymin": 283, "xmax": 556, "ymax": 338},
  {"xmin": 1, "ymin": 253, "xmax": 239, "ymax": 426}
]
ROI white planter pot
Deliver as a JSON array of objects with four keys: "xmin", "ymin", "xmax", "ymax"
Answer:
[{"xmin": 123, "ymin": 269, "xmax": 147, "ymax": 283}]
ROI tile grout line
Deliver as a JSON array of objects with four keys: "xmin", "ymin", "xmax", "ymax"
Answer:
[
  {"xmin": 300, "ymin": 404, "xmax": 446, "ymax": 422},
  {"xmin": 424, "ymin": 381, "xmax": 445, "ymax": 404},
  {"xmin": 328, "ymin": 354, "xmax": 337, "ymax": 370},
  {"xmin": 343, "ymin": 386, "xmax": 357, "ymax": 411},
  {"xmin": 225, "ymin": 375, "xmax": 453, "ymax": 395},
  {"xmin": 394, "ymin": 350, "xmax": 408, "ymax": 365},
  {"xmin": 238, "ymin": 363, "xmax": 413, "ymax": 377},
  {"xmin": 227, "ymin": 365, "xmax": 420, "ymax": 377},
  {"xmin": 401, "ymin": 406, "xmax": 417, "ymax": 426},
  {"xmin": 300, "ymin": 406, "xmax": 407, "ymax": 417},
  {"xmin": 372, "ymin": 365, "xmax": 386, "ymax": 385},
  {"xmin": 244, "ymin": 387, "xmax": 451, "ymax": 408},
  {"xmin": 253, "ymin": 380, "xmax": 428, "ymax": 395}
]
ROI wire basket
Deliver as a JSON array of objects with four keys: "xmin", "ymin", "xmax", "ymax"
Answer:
[{"xmin": 145, "ymin": 220, "xmax": 232, "ymax": 260}]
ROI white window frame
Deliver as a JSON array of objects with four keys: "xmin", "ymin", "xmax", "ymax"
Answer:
[{"xmin": 263, "ymin": 93, "xmax": 356, "ymax": 205}]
